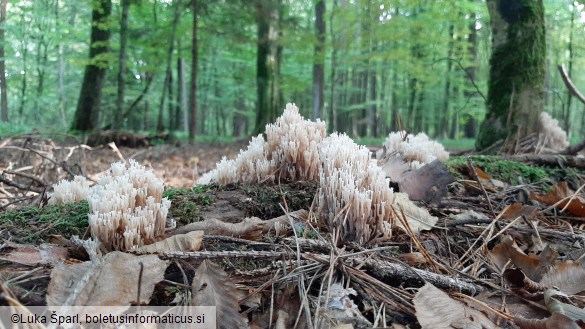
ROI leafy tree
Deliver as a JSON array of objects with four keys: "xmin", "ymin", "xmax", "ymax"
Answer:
[
  {"xmin": 189, "ymin": 0, "xmax": 198, "ymax": 142},
  {"xmin": 476, "ymin": 0, "xmax": 546, "ymax": 151},
  {"xmin": 0, "ymin": 0, "xmax": 7, "ymax": 122},
  {"xmin": 71, "ymin": 0, "xmax": 113, "ymax": 132},
  {"xmin": 312, "ymin": 0, "xmax": 325, "ymax": 120},
  {"xmin": 254, "ymin": 0, "xmax": 282, "ymax": 135}
]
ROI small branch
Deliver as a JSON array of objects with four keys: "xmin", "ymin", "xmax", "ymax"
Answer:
[
  {"xmin": 558, "ymin": 64, "xmax": 585, "ymax": 106},
  {"xmin": 0, "ymin": 174, "xmax": 44, "ymax": 193}
]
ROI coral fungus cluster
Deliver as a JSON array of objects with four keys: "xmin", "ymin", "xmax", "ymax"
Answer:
[
  {"xmin": 318, "ymin": 133, "xmax": 395, "ymax": 243},
  {"xmin": 538, "ymin": 112, "xmax": 569, "ymax": 151},
  {"xmin": 49, "ymin": 160, "xmax": 172, "ymax": 251},
  {"xmin": 377, "ymin": 131, "xmax": 449, "ymax": 168},
  {"xmin": 199, "ymin": 104, "xmax": 443, "ymax": 244},
  {"xmin": 199, "ymin": 103, "xmax": 326, "ymax": 185}
]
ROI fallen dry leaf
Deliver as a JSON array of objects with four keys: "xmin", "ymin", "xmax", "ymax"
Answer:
[
  {"xmin": 413, "ymin": 283, "xmax": 500, "ymax": 329},
  {"xmin": 486, "ymin": 235, "xmax": 556, "ymax": 281},
  {"xmin": 191, "ymin": 260, "xmax": 249, "ymax": 329},
  {"xmin": 0, "ymin": 242, "xmax": 69, "ymax": 265},
  {"xmin": 540, "ymin": 261, "xmax": 585, "ymax": 295},
  {"xmin": 514, "ymin": 312, "xmax": 583, "ymax": 329},
  {"xmin": 133, "ymin": 230, "xmax": 204, "ymax": 254},
  {"xmin": 394, "ymin": 193, "xmax": 438, "ymax": 233},
  {"xmin": 530, "ymin": 182, "xmax": 585, "ymax": 217},
  {"xmin": 397, "ymin": 160, "xmax": 455, "ymax": 203},
  {"xmin": 176, "ymin": 217, "xmax": 263, "ymax": 240},
  {"xmin": 47, "ymin": 251, "xmax": 168, "ymax": 306},
  {"xmin": 499, "ymin": 203, "xmax": 539, "ymax": 221}
]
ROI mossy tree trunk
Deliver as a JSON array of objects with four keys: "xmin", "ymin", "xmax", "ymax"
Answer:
[
  {"xmin": 254, "ymin": 0, "xmax": 281, "ymax": 135},
  {"xmin": 476, "ymin": 0, "xmax": 546, "ymax": 152},
  {"xmin": 71, "ymin": 0, "xmax": 112, "ymax": 132}
]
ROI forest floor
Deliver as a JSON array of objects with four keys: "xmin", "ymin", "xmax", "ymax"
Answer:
[{"xmin": 1, "ymin": 135, "xmax": 585, "ymax": 328}]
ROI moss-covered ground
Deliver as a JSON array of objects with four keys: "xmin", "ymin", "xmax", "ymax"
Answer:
[
  {"xmin": 0, "ymin": 201, "xmax": 89, "ymax": 244},
  {"xmin": 446, "ymin": 155, "xmax": 582, "ymax": 187},
  {"xmin": 163, "ymin": 184, "xmax": 214, "ymax": 224}
]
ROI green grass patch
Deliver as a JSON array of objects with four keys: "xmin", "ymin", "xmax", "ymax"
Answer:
[
  {"xmin": 0, "ymin": 201, "xmax": 89, "ymax": 244},
  {"xmin": 163, "ymin": 185, "xmax": 214, "ymax": 224}
]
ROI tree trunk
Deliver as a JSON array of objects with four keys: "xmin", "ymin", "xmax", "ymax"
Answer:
[
  {"xmin": 55, "ymin": 0, "xmax": 66, "ymax": 126},
  {"xmin": 563, "ymin": 7, "xmax": 575, "ymax": 135},
  {"xmin": 476, "ymin": 0, "xmax": 546, "ymax": 152},
  {"xmin": 17, "ymin": 8, "xmax": 27, "ymax": 120},
  {"xmin": 254, "ymin": 0, "xmax": 281, "ymax": 135},
  {"xmin": 0, "ymin": 0, "xmax": 7, "ymax": 122},
  {"xmin": 189, "ymin": 0, "xmax": 198, "ymax": 142},
  {"xmin": 463, "ymin": 7, "xmax": 479, "ymax": 138},
  {"xmin": 157, "ymin": 0, "xmax": 180, "ymax": 132},
  {"xmin": 178, "ymin": 57, "xmax": 187, "ymax": 132},
  {"xmin": 440, "ymin": 25, "xmax": 455, "ymax": 139},
  {"xmin": 34, "ymin": 37, "xmax": 48, "ymax": 115},
  {"xmin": 328, "ymin": 0, "xmax": 338, "ymax": 132},
  {"xmin": 114, "ymin": 0, "xmax": 130, "ymax": 130},
  {"xmin": 390, "ymin": 64, "xmax": 398, "ymax": 132},
  {"xmin": 312, "ymin": 0, "xmax": 325, "ymax": 120},
  {"xmin": 71, "ymin": 0, "xmax": 112, "ymax": 132}
]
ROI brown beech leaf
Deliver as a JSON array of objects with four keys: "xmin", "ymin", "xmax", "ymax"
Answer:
[
  {"xmin": 503, "ymin": 268, "xmax": 547, "ymax": 292},
  {"xmin": 191, "ymin": 260, "xmax": 249, "ymax": 329},
  {"xmin": 0, "ymin": 242, "xmax": 69, "ymax": 265},
  {"xmin": 394, "ymin": 192, "xmax": 438, "ymax": 233},
  {"xmin": 486, "ymin": 235, "xmax": 555, "ymax": 281},
  {"xmin": 176, "ymin": 217, "xmax": 263, "ymax": 240},
  {"xmin": 499, "ymin": 203, "xmax": 538, "ymax": 221},
  {"xmin": 515, "ymin": 312, "xmax": 583, "ymax": 329},
  {"xmin": 540, "ymin": 261, "xmax": 585, "ymax": 295},
  {"xmin": 413, "ymin": 283, "xmax": 500, "ymax": 329},
  {"xmin": 398, "ymin": 160, "xmax": 455, "ymax": 203},
  {"xmin": 133, "ymin": 231, "xmax": 204, "ymax": 254},
  {"xmin": 475, "ymin": 167, "xmax": 491, "ymax": 180},
  {"xmin": 47, "ymin": 251, "xmax": 168, "ymax": 306},
  {"xmin": 530, "ymin": 182, "xmax": 585, "ymax": 217}
]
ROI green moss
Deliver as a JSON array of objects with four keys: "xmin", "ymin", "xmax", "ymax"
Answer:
[
  {"xmin": 446, "ymin": 156, "xmax": 549, "ymax": 185},
  {"xmin": 239, "ymin": 181, "xmax": 318, "ymax": 219},
  {"xmin": 163, "ymin": 185, "xmax": 213, "ymax": 224},
  {"xmin": 0, "ymin": 201, "xmax": 89, "ymax": 244}
]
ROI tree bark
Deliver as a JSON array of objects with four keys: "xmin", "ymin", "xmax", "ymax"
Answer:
[
  {"xmin": 114, "ymin": 0, "xmax": 130, "ymax": 130},
  {"xmin": 563, "ymin": 7, "xmax": 575, "ymax": 133},
  {"xmin": 0, "ymin": 0, "xmax": 8, "ymax": 122},
  {"xmin": 328, "ymin": 0, "xmax": 340, "ymax": 132},
  {"xmin": 476, "ymin": 0, "xmax": 546, "ymax": 152},
  {"xmin": 71, "ymin": 0, "xmax": 112, "ymax": 132},
  {"xmin": 178, "ymin": 57, "xmax": 187, "ymax": 132},
  {"xmin": 312, "ymin": 0, "xmax": 325, "ymax": 120},
  {"xmin": 189, "ymin": 0, "xmax": 198, "ymax": 142},
  {"xmin": 157, "ymin": 0, "xmax": 180, "ymax": 132},
  {"xmin": 254, "ymin": 0, "xmax": 281, "ymax": 135}
]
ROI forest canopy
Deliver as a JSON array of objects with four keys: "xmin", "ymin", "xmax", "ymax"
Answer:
[{"xmin": 0, "ymin": 0, "xmax": 583, "ymax": 146}]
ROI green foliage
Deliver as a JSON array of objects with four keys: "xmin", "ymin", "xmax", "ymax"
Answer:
[
  {"xmin": 2, "ymin": 0, "xmax": 583, "ymax": 141},
  {"xmin": 0, "ymin": 201, "xmax": 89, "ymax": 244}
]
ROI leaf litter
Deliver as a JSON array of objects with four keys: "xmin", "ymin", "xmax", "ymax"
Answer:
[{"xmin": 1, "ymin": 131, "xmax": 585, "ymax": 328}]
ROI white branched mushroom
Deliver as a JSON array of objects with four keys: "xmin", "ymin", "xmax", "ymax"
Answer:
[
  {"xmin": 48, "ymin": 160, "xmax": 171, "ymax": 252},
  {"xmin": 48, "ymin": 176, "xmax": 91, "ymax": 205},
  {"xmin": 317, "ymin": 133, "xmax": 396, "ymax": 244},
  {"xmin": 538, "ymin": 112, "xmax": 569, "ymax": 151},
  {"xmin": 197, "ymin": 103, "xmax": 325, "ymax": 185},
  {"xmin": 87, "ymin": 160, "xmax": 171, "ymax": 251},
  {"xmin": 377, "ymin": 131, "xmax": 449, "ymax": 168},
  {"xmin": 198, "ymin": 104, "xmax": 441, "ymax": 245}
]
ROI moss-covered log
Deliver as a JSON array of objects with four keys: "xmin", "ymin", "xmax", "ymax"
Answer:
[{"xmin": 476, "ymin": 0, "xmax": 546, "ymax": 152}]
